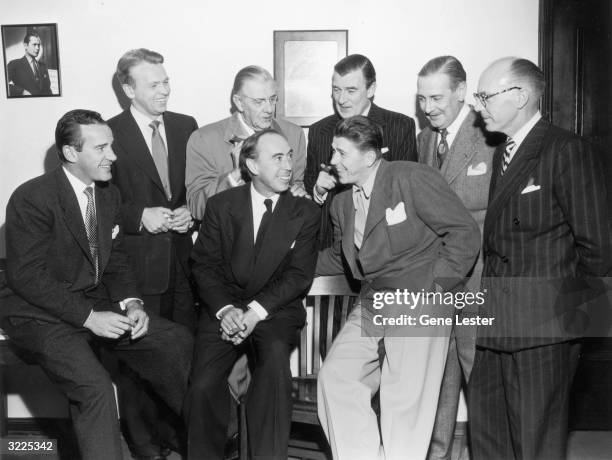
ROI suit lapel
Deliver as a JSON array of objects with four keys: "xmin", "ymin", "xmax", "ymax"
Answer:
[
  {"xmin": 444, "ymin": 110, "xmax": 481, "ymax": 184},
  {"xmin": 340, "ymin": 192, "xmax": 359, "ymax": 276},
  {"xmin": 56, "ymin": 169, "xmax": 94, "ymax": 265},
  {"xmin": 229, "ymin": 186, "xmax": 255, "ymax": 285},
  {"xmin": 95, "ymin": 184, "xmax": 114, "ymax": 272},
  {"xmin": 484, "ymin": 119, "xmax": 549, "ymax": 232},
  {"xmin": 362, "ymin": 160, "xmax": 392, "ymax": 244},
  {"xmin": 116, "ymin": 110, "xmax": 166, "ymax": 195},
  {"xmin": 162, "ymin": 112, "xmax": 183, "ymax": 202}
]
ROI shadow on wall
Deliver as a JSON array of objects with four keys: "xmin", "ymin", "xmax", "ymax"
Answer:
[
  {"xmin": 111, "ymin": 73, "xmax": 131, "ymax": 111},
  {"xmin": 44, "ymin": 144, "xmax": 61, "ymax": 173},
  {"xmin": 413, "ymin": 99, "xmax": 428, "ymax": 132}
]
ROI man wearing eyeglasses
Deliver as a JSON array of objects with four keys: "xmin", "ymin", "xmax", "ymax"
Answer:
[
  {"xmin": 469, "ymin": 57, "xmax": 612, "ymax": 460},
  {"xmin": 186, "ymin": 65, "xmax": 306, "ymax": 221},
  {"xmin": 416, "ymin": 55, "xmax": 500, "ymax": 460}
]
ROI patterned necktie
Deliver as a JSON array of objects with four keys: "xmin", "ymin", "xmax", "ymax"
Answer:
[
  {"xmin": 354, "ymin": 188, "xmax": 367, "ymax": 249},
  {"xmin": 436, "ymin": 128, "xmax": 449, "ymax": 169},
  {"xmin": 254, "ymin": 199, "xmax": 273, "ymax": 257},
  {"xmin": 149, "ymin": 120, "xmax": 172, "ymax": 200},
  {"xmin": 84, "ymin": 186, "xmax": 99, "ymax": 283},
  {"xmin": 501, "ymin": 137, "xmax": 516, "ymax": 176}
]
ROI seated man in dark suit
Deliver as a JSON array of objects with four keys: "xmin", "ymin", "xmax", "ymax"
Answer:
[
  {"xmin": 0, "ymin": 109, "xmax": 192, "ymax": 460},
  {"xmin": 306, "ymin": 54, "xmax": 417, "ymax": 248},
  {"xmin": 7, "ymin": 30, "xmax": 52, "ymax": 96},
  {"xmin": 186, "ymin": 129, "xmax": 320, "ymax": 460}
]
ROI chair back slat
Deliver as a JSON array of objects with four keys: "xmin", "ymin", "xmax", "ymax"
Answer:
[{"xmin": 297, "ymin": 276, "xmax": 359, "ymax": 377}]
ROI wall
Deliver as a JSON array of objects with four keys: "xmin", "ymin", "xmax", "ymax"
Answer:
[{"xmin": 0, "ymin": 0, "xmax": 538, "ymax": 417}]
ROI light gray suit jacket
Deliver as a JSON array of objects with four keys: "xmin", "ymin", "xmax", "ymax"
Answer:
[
  {"xmin": 185, "ymin": 112, "xmax": 306, "ymax": 220},
  {"xmin": 417, "ymin": 108, "xmax": 498, "ymax": 293}
]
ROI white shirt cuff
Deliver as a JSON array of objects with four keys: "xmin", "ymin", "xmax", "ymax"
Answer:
[
  {"xmin": 248, "ymin": 300, "xmax": 268, "ymax": 320},
  {"xmin": 119, "ymin": 298, "xmax": 143, "ymax": 311},
  {"xmin": 216, "ymin": 304, "xmax": 234, "ymax": 320},
  {"xmin": 313, "ymin": 188, "xmax": 328, "ymax": 205}
]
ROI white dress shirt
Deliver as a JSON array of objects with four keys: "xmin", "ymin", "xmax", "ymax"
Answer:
[
  {"xmin": 130, "ymin": 105, "xmax": 168, "ymax": 155},
  {"xmin": 505, "ymin": 111, "xmax": 542, "ymax": 164}
]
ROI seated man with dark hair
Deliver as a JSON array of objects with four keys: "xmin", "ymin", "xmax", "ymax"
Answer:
[
  {"xmin": 0, "ymin": 109, "xmax": 192, "ymax": 460},
  {"xmin": 186, "ymin": 128, "xmax": 320, "ymax": 460}
]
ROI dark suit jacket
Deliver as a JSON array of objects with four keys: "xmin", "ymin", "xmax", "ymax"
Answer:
[
  {"xmin": 305, "ymin": 103, "xmax": 417, "ymax": 248},
  {"xmin": 479, "ymin": 118, "xmax": 612, "ymax": 351},
  {"xmin": 191, "ymin": 185, "xmax": 320, "ymax": 321},
  {"xmin": 1, "ymin": 167, "xmax": 139, "ymax": 326},
  {"xmin": 316, "ymin": 160, "xmax": 481, "ymax": 295},
  {"xmin": 418, "ymin": 108, "xmax": 499, "ymax": 294},
  {"xmin": 7, "ymin": 56, "xmax": 52, "ymax": 96},
  {"xmin": 108, "ymin": 110, "xmax": 198, "ymax": 295}
]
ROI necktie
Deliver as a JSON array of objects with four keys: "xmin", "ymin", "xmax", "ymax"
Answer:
[
  {"xmin": 354, "ymin": 188, "xmax": 367, "ymax": 249},
  {"xmin": 31, "ymin": 59, "xmax": 41, "ymax": 82},
  {"xmin": 254, "ymin": 199, "xmax": 273, "ymax": 257},
  {"xmin": 436, "ymin": 128, "xmax": 449, "ymax": 169},
  {"xmin": 501, "ymin": 137, "xmax": 516, "ymax": 176},
  {"xmin": 84, "ymin": 186, "xmax": 100, "ymax": 283},
  {"xmin": 149, "ymin": 120, "xmax": 172, "ymax": 200}
]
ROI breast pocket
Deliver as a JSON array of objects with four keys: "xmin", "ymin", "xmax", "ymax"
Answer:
[{"xmin": 386, "ymin": 219, "xmax": 416, "ymax": 255}]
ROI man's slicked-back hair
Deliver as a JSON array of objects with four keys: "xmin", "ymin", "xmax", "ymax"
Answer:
[
  {"xmin": 418, "ymin": 55, "xmax": 466, "ymax": 89},
  {"xmin": 334, "ymin": 54, "xmax": 377, "ymax": 89},
  {"xmin": 23, "ymin": 30, "xmax": 40, "ymax": 45},
  {"xmin": 116, "ymin": 48, "xmax": 164, "ymax": 86},
  {"xmin": 55, "ymin": 109, "xmax": 106, "ymax": 162},
  {"xmin": 238, "ymin": 128, "xmax": 285, "ymax": 182},
  {"xmin": 508, "ymin": 58, "xmax": 546, "ymax": 100},
  {"xmin": 333, "ymin": 115, "xmax": 383, "ymax": 158},
  {"xmin": 230, "ymin": 65, "xmax": 275, "ymax": 113}
]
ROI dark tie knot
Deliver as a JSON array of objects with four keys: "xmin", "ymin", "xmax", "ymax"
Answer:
[
  {"xmin": 149, "ymin": 120, "xmax": 161, "ymax": 132},
  {"xmin": 439, "ymin": 128, "xmax": 448, "ymax": 140},
  {"xmin": 264, "ymin": 198, "xmax": 273, "ymax": 213},
  {"xmin": 505, "ymin": 137, "xmax": 516, "ymax": 149}
]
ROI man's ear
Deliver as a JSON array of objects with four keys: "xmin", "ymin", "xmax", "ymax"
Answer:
[
  {"xmin": 122, "ymin": 83, "xmax": 135, "ymax": 100},
  {"xmin": 246, "ymin": 157, "xmax": 258, "ymax": 177},
  {"xmin": 455, "ymin": 81, "xmax": 467, "ymax": 102},
  {"xmin": 366, "ymin": 81, "xmax": 377, "ymax": 99},
  {"xmin": 516, "ymin": 87, "xmax": 529, "ymax": 109},
  {"xmin": 365, "ymin": 149, "xmax": 377, "ymax": 167},
  {"xmin": 63, "ymin": 145, "xmax": 78, "ymax": 163},
  {"xmin": 233, "ymin": 93, "xmax": 244, "ymax": 113}
]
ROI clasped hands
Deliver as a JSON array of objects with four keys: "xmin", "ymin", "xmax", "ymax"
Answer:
[
  {"xmin": 83, "ymin": 300, "xmax": 149, "ymax": 340},
  {"xmin": 141, "ymin": 205, "xmax": 194, "ymax": 234},
  {"xmin": 219, "ymin": 307, "xmax": 260, "ymax": 345}
]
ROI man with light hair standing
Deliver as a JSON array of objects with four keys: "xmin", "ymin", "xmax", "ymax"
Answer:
[
  {"xmin": 186, "ymin": 65, "xmax": 306, "ymax": 221},
  {"xmin": 469, "ymin": 57, "xmax": 612, "ymax": 459},
  {"xmin": 416, "ymin": 55, "xmax": 499, "ymax": 460}
]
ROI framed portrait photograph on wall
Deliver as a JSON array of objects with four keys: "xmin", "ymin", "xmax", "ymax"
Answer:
[
  {"xmin": 2, "ymin": 23, "xmax": 61, "ymax": 98},
  {"xmin": 274, "ymin": 30, "xmax": 348, "ymax": 126}
]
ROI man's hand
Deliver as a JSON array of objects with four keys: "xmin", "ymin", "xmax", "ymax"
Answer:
[
  {"xmin": 220, "ymin": 307, "xmax": 245, "ymax": 338},
  {"xmin": 141, "ymin": 207, "xmax": 173, "ymax": 234},
  {"xmin": 84, "ymin": 311, "xmax": 133, "ymax": 338},
  {"xmin": 126, "ymin": 300, "xmax": 149, "ymax": 339},
  {"xmin": 168, "ymin": 205, "xmax": 194, "ymax": 233},
  {"xmin": 314, "ymin": 164, "xmax": 338, "ymax": 196},
  {"xmin": 290, "ymin": 183, "xmax": 311, "ymax": 199},
  {"xmin": 231, "ymin": 309, "xmax": 261, "ymax": 345}
]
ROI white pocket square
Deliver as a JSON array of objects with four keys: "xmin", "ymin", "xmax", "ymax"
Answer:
[
  {"xmin": 467, "ymin": 162, "xmax": 487, "ymax": 176},
  {"xmin": 521, "ymin": 184, "xmax": 541, "ymax": 194},
  {"xmin": 290, "ymin": 240, "xmax": 296, "ymax": 249},
  {"xmin": 111, "ymin": 225, "xmax": 120, "ymax": 240},
  {"xmin": 385, "ymin": 202, "xmax": 407, "ymax": 226}
]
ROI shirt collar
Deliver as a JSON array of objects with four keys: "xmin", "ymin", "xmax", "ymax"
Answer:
[
  {"xmin": 361, "ymin": 101, "xmax": 372, "ymax": 117},
  {"xmin": 510, "ymin": 111, "xmax": 542, "ymax": 150},
  {"xmin": 62, "ymin": 166, "xmax": 94, "ymax": 195},
  {"xmin": 238, "ymin": 113, "xmax": 256, "ymax": 137},
  {"xmin": 353, "ymin": 160, "xmax": 381, "ymax": 199},
  {"xmin": 250, "ymin": 183, "xmax": 280, "ymax": 209},
  {"xmin": 130, "ymin": 104, "xmax": 163, "ymax": 131},
  {"xmin": 444, "ymin": 104, "xmax": 470, "ymax": 136}
]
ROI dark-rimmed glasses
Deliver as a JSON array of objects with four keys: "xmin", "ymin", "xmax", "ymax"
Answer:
[
  {"xmin": 473, "ymin": 87, "xmax": 521, "ymax": 107},
  {"xmin": 242, "ymin": 95, "xmax": 278, "ymax": 107}
]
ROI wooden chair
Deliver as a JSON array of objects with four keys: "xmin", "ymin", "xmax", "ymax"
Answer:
[{"xmin": 238, "ymin": 275, "xmax": 359, "ymax": 460}]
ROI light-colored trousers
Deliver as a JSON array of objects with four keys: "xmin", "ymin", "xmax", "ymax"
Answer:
[{"xmin": 318, "ymin": 304, "xmax": 451, "ymax": 460}]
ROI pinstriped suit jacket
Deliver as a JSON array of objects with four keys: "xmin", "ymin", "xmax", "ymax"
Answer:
[
  {"xmin": 478, "ymin": 119, "xmax": 612, "ymax": 351},
  {"xmin": 305, "ymin": 103, "xmax": 417, "ymax": 248}
]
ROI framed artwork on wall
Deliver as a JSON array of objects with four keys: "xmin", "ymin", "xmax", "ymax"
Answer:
[
  {"xmin": 2, "ymin": 23, "xmax": 61, "ymax": 98},
  {"xmin": 274, "ymin": 30, "xmax": 348, "ymax": 126}
]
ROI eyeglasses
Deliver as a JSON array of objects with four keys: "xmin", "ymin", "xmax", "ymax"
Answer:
[
  {"xmin": 242, "ymin": 95, "xmax": 278, "ymax": 107},
  {"xmin": 473, "ymin": 87, "xmax": 521, "ymax": 107}
]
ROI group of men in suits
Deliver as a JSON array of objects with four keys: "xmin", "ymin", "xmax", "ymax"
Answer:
[{"xmin": 1, "ymin": 45, "xmax": 610, "ymax": 460}]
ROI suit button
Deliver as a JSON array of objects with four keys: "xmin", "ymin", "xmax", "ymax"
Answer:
[{"xmin": 513, "ymin": 218, "xmax": 520, "ymax": 226}]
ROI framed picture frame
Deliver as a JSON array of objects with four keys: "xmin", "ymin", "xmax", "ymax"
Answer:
[
  {"xmin": 2, "ymin": 23, "xmax": 61, "ymax": 98},
  {"xmin": 274, "ymin": 30, "xmax": 348, "ymax": 126}
]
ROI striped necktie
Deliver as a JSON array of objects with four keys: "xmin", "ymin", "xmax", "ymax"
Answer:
[
  {"xmin": 436, "ymin": 128, "xmax": 449, "ymax": 169},
  {"xmin": 501, "ymin": 137, "xmax": 516, "ymax": 176},
  {"xmin": 84, "ymin": 186, "xmax": 99, "ymax": 283}
]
